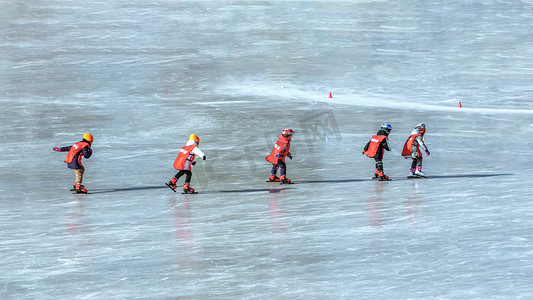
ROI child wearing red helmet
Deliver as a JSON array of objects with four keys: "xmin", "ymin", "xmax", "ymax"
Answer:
[
  {"xmin": 166, "ymin": 134, "xmax": 206, "ymax": 193},
  {"xmin": 53, "ymin": 133, "xmax": 94, "ymax": 193},
  {"xmin": 266, "ymin": 128, "xmax": 294, "ymax": 184}
]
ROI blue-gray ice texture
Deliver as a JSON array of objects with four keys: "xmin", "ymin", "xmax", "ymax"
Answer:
[{"xmin": 1, "ymin": 1, "xmax": 533, "ymax": 299}]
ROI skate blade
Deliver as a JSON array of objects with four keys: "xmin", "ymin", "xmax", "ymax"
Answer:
[{"xmin": 165, "ymin": 183, "xmax": 176, "ymax": 192}]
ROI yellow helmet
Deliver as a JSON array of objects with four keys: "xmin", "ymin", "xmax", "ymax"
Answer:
[
  {"xmin": 189, "ymin": 134, "xmax": 200, "ymax": 145},
  {"xmin": 83, "ymin": 133, "xmax": 94, "ymax": 143}
]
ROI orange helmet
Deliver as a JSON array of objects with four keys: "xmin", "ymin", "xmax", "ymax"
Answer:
[
  {"xmin": 83, "ymin": 133, "xmax": 94, "ymax": 143},
  {"xmin": 189, "ymin": 134, "xmax": 200, "ymax": 145}
]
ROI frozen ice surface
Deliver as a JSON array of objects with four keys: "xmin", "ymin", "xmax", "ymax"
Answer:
[{"xmin": 1, "ymin": 1, "xmax": 533, "ymax": 299}]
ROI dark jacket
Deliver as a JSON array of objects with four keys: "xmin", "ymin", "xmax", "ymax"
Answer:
[
  {"xmin": 60, "ymin": 139, "xmax": 93, "ymax": 169},
  {"xmin": 363, "ymin": 130, "xmax": 390, "ymax": 160}
]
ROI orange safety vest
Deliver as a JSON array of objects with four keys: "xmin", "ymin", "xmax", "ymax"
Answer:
[
  {"xmin": 173, "ymin": 145, "xmax": 197, "ymax": 170},
  {"xmin": 64, "ymin": 141, "xmax": 90, "ymax": 164},
  {"xmin": 363, "ymin": 135, "xmax": 387, "ymax": 158},
  {"xmin": 266, "ymin": 135, "xmax": 291, "ymax": 164},
  {"xmin": 401, "ymin": 133, "xmax": 422, "ymax": 156}
]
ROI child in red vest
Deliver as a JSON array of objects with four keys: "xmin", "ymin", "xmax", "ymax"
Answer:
[
  {"xmin": 53, "ymin": 133, "xmax": 94, "ymax": 193},
  {"xmin": 266, "ymin": 128, "xmax": 294, "ymax": 184},
  {"xmin": 166, "ymin": 134, "xmax": 206, "ymax": 193},
  {"xmin": 362, "ymin": 124, "xmax": 392, "ymax": 181},
  {"xmin": 402, "ymin": 123, "xmax": 430, "ymax": 177}
]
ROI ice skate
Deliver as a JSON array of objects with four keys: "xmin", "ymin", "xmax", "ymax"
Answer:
[
  {"xmin": 415, "ymin": 166, "xmax": 426, "ymax": 178},
  {"xmin": 377, "ymin": 172, "xmax": 391, "ymax": 181},
  {"xmin": 280, "ymin": 175, "xmax": 293, "ymax": 184},
  {"xmin": 183, "ymin": 183, "xmax": 197, "ymax": 194},
  {"xmin": 73, "ymin": 183, "xmax": 88, "ymax": 194},
  {"xmin": 407, "ymin": 168, "xmax": 418, "ymax": 178},
  {"xmin": 165, "ymin": 177, "xmax": 177, "ymax": 192},
  {"xmin": 267, "ymin": 174, "xmax": 280, "ymax": 182}
]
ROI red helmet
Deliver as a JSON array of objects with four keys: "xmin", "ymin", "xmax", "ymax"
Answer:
[{"xmin": 282, "ymin": 128, "xmax": 294, "ymax": 137}]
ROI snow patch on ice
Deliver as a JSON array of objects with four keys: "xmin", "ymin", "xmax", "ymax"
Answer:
[{"xmin": 219, "ymin": 81, "xmax": 533, "ymax": 115}]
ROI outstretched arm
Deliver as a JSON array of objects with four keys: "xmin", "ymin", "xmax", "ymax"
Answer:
[
  {"xmin": 53, "ymin": 146, "xmax": 71, "ymax": 152},
  {"xmin": 192, "ymin": 147, "xmax": 206, "ymax": 160}
]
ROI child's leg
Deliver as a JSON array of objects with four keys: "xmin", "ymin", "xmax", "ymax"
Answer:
[
  {"xmin": 410, "ymin": 158, "xmax": 417, "ymax": 170},
  {"xmin": 416, "ymin": 156, "xmax": 423, "ymax": 168},
  {"xmin": 75, "ymin": 166, "xmax": 84, "ymax": 184},
  {"xmin": 183, "ymin": 170, "xmax": 195, "ymax": 192},
  {"xmin": 174, "ymin": 170, "xmax": 186, "ymax": 180},
  {"xmin": 183, "ymin": 170, "xmax": 192, "ymax": 184},
  {"xmin": 270, "ymin": 163, "xmax": 280, "ymax": 175},
  {"xmin": 375, "ymin": 159, "xmax": 383, "ymax": 173},
  {"xmin": 278, "ymin": 160, "xmax": 287, "ymax": 176},
  {"xmin": 169, "ymin": 170, "xmax": 186, "ymax": 188}
]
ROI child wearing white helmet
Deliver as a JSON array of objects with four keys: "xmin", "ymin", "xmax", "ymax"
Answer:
[
  {"xmin": 166, "ymin": 134, "xmax": 206, "ymax": 193},
  {"xmin": 53, "ymin": 133, "xmax": 94, "ymax": 193},
  {"xmin": 402, "ymin": 123, "xmax": 430, "ymax": 178}
]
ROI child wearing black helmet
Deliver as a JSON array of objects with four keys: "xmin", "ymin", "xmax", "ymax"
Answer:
[{"xmin": 362, "ymin": 124, "xmax": 392, "ymax": 181}]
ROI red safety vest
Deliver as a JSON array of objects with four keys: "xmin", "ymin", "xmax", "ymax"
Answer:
[
  {"xmin": 64, "ymin": 142, "xmax": 90, "ymax": 164},
  {"xmin": 401, "ymin": 133, "xmax": 422, "ymax": 156},
  {"xmin": 173, "ymin": 145, "xmax": 197, "ymax": 170},
  {"xmin": 266, "ymin": 135, "xmax": 291, "ymax": 164},
  {"xmin": 363, "ymin": 135, "xmax": 387, "ymax": 158}
]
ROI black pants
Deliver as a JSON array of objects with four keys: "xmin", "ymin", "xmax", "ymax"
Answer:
[
  {"xmin": 174, "ymin": 170, "xmax": 192, "ymax": 184},
  {"xmin": 411, "ymin": 156, "xmax": 423, "ymax": 169},
  {"xmin": 374, "ymin": 158, "xmax": 384, "ymax": 172}
]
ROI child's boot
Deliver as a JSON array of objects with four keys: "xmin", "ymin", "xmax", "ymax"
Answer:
[
  {"xmin": 378, "ymin": 171, "xmax": 390, "ymax": 181},
  {"xmin": 168, "ymin": 177, "xmax": 177, "ymax": 190},
  {"xmin": 372, "ymin": 169, "xmax": 380, "ymax": 179},
  {"xmin": 74, "ymin": 183, "xmax": 88, "ymax": 194},
  {"xmin": 268, "ymin": 174, "xmax": 280, "ymax": 182},
  {"xmin": 183, "ymin": 183, "xmax": 195, "ymax": 194},
  {"xmin": 415, "ymin": 166, "xmax": 425, "ymax": 177},
  {"xmin": 280, "ymin": 175, "xmax": 292, "ymax": 184},
  {"xmin": 409, "ymin": 168, "xmax": 415, "ymax": 176}
]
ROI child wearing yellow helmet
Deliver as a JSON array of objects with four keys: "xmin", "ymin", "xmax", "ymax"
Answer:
[{"xmin": 53, "ymin": 133, "xmax": 94, "ymax": 193}]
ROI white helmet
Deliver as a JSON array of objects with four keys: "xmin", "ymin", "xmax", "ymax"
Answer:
[{"xmin": 415, "ymin": 123, "xmax": 426, "ymax": 134}]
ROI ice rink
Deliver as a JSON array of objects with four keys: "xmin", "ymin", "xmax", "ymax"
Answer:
[{"xmin": 1, "ymin": 1, "xmax": 533, "ymax": 299}]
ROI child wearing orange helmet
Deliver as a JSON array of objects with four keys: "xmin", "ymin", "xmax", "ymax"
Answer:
[
  {"xmin": 266, "ymin": 128, "xmax": 294, "ymax": 184},
  {"xmin": 53, "ymin": 133, "xmax": 94, "ymax": 193},
  {"xmin": 166, "ymin": 134, "xmax": 206, "ymax": 193}
]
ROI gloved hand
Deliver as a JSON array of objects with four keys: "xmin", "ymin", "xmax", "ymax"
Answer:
[
  {"xmin": 275, "ymin": 153, "xmax": 280, "ymax": 157},
  {"xmin": 288, "ymin": 155, "xmax": 293, "ymax": 160},
  {"xmin": 202, "ymin": 155, "xmax": 206, "ymax": 160},
  {"xmin": 425, "ymin": 150, "xmax": 430, "ymax": 156},
  {"xmin": 53, "ymin": 147, "xmax": 61, "ymax": 152},
  {"xmin": 361, "ymin": 151, "xmax": 365, "ymax": 155},
  {"xmin": 192, "ymin": 161, "xmax": 196, "ymax": 166}
]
